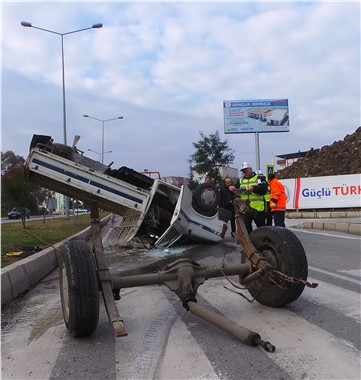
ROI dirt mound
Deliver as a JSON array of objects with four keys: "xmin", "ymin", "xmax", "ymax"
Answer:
[{"xmin": 277, "ymin": 127, "xmax": 361, "ymax": 179}]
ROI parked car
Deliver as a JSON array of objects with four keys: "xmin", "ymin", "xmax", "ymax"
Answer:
[
  {"xmin": 69, "ymin": 209, "xmax": 90, "ymax": 215},
  {"xmin": 7, "ymin": 208, "xmax": 31, "ymax": 219}
]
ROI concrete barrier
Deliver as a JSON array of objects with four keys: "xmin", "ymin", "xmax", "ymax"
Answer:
[
  {"xmin": 349, "ymin": 224, "xmax": 361, "ymax": 235},
  {"xmin": 288, "ymin": 210, "xmax": 361, "ymax": 219},
  {"xmin": 300, "ymin": 220, "xmax": 361, "ymax": 236},
  {"xmin": 1, "ymin": 215, "xmax": 110, "ymax": 305}
]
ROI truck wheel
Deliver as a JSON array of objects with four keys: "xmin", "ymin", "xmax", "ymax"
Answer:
[
  {"xmin": 59, "ymin": 240, "xmax": 99, "ymax": 337},
  {"xmin": 243, "ymin": 226, "xmax": 308, "ymax": 307},
  {"xmin": 192, "ymin": 183, "xmax": 220, "ymax": 212}
]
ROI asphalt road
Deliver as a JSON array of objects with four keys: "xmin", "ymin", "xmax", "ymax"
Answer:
[{"xmin": 1, "ymin": 223, "xmax": 360, "ymax": 380}]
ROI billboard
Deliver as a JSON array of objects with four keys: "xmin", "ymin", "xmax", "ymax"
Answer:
[
  {"xmin": 280, "ymin": 174, "xmax": 361, "ymax": 210},
  {"xmin": 223, "ymin": 99, "xmax": 289, "ymax": 134}
]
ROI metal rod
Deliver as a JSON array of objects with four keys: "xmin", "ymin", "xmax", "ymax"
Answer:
[
  {"xmin": 112, "ymin": 263, "xmax": 252, "ymax": 290},
  {"xmin": 187, "ymin": 301, "xmax": 275, "ymax": 351},
  {"xmin": 187, "ymin": 301, "xmax": 259, "ymax": 347},
  {"xmin": 255, "ymin": 132, "xmax": 260, "ymax": 171}
]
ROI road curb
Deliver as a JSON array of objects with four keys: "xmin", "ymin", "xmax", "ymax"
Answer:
[
  {"xmin": 302, "ymin": 221, "xmax": 361, "ymax": 236},
  {"xmin": 287, "ymin": 210, "xmax": 360, "ymax": 236},
  {"xmin": 287, "ymin": 210, "xmax": 361, "ymax": 219},
  {"xmin": 1, "ymin": 216, "xmax": 110, "ymax": 305}
]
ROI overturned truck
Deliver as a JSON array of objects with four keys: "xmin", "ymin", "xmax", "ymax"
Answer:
[
  {"xmin": 24, "ymin": 134, "xmax": 317, "ymax": 352},
  {"xmin": 26, "ymin": 134, "xmax": 228, "ymax": 248}
]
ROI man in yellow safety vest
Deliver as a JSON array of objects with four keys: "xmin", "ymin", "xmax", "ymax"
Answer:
[{"xmin": 229, "ymin": 162, "xmax": 268, "ymax": 234}]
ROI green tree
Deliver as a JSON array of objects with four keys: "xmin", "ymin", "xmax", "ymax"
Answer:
[
  {"xmin": 188, "ymin": 131, "xmax": 235, "ymax": 184},
  {"xmin": 1, "ymin": 151, "xmax": 46, "ymax": 224},
  {"xmin": 2, "ymin": 165, "xmax": 32, "ymax": 227},
  {"xmin": 1, "ymin": 150, "xmax": 24, "ymax": 174}
]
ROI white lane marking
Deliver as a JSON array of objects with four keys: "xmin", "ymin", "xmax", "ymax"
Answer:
[
  {"xmin": 340, "ymin": 268, "xmax": 361, "ymax": 277},
  {"xmin": 157, "ymin": 316, "xmax": 221, "ymax": 380},
  {"xmin": 289, "ymin": 227, "xmax": 361, "ymax": 240},
  {"xmin": 309, "ymin": 266, "xmax": 361, "ymax": 286},
  {"xmin": 305, "ymin": 276, "xmax": 361, "ymax": 322}
]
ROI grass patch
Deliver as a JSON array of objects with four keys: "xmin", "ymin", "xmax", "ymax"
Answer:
[{"xmin": 1, "ymin": 213, "xmax": 109, "ymax": 268}]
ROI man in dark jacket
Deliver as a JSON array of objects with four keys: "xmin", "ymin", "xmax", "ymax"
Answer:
[{"xmin": 219, "ymin": 177, "xmax": 236, "ymax": 237}]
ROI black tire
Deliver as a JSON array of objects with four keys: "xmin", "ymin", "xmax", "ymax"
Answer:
[
  {"xmin": 59, "ymin": 240, "xmax": 99, "ymax": 337},
  {"xmin": 192, "ymin": 183, "xmax": 220, "ymax": 212},
  {"xmin": 243, "ymin": 226, "xmax": 308, "ymax": 307}
]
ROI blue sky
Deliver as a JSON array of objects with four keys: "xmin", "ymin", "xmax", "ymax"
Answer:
[{"xmin": 1, "ymin": 1, "xmax": 360, "ymax": 178}]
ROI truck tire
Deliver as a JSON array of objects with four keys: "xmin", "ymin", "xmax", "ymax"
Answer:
[
  {"xmin": 243, "ymin": 226, "xmax": 308, "ymax": 307},
  {"xmin": 59, "ymin": 240, "xmax": 99, "ymax": 337},
  {"xmin": 192, "ymin": 183, "xmax": 220, "ymax": 212}
]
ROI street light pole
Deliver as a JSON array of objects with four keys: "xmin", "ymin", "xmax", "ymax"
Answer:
[
  {"xmin": 88, "ymin": 148, "xmax": 112, "ymax": 163},
  {"xmin": 83, "ymin": 115, "xmax": 123, "ymax": 164},
  {"xmin": 21, "ymin": 21, "xmax": 102, "ymax": 217},
  {"xmin": 61, "ymin": 34, "xmax": 66, "ymax": 144},
  {"xmin": 21, "ymin": 22, "xmax": 102, "ymax": 145},
  {"xmin": 102, "ymin": 121, "xmax": 105, "ymax": 164},
  {"xmin": 21, "ymin": 21, "xmax": 103, "ymax": 145}
]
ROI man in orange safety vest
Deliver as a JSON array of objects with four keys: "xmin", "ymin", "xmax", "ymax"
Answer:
[{"xmin": 268, "ymin": 173, "xmax": 287, "ymax": 227}]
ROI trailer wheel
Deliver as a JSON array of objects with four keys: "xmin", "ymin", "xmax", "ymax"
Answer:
[
  {"xmin": 243, "ymin": 227, "xmax": 308, "ymax": 307},
  {"xmin": 59, "ymin": 240, "xmax": 99, "ymax": 337},
  {"xmin": 192, "ymin": 183, "xmax": 220, "ymax": 212}
]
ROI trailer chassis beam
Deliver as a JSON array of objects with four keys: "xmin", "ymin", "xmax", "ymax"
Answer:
[{"xmin": 90, "ymin": 201, "xmax": 127, "ymax": 337}]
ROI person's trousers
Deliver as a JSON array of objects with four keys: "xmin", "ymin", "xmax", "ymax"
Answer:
[
  {"xmin": 265, "ymin": 202, "xmax": 272, "ymax": 226},
  {"xmin": 243, "ymin": 211, "xmax": 266, "ymax": 234},
  {"xmin": 225, "ymin": 205, "xmax": 236, "ymax": 233},
  {"xmin": 273, "ymin": 211, "xmax": 285, "ymax": 227}
]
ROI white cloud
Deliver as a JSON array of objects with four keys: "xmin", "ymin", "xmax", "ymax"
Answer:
[{"xmin": 1, "ymin": 1, "xmax": 360, "ymax": 177}]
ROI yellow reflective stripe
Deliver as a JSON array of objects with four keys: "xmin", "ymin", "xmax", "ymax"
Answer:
[{"xmin": 240, "ymin": 194, "xmax": 264, "ymax": 202}]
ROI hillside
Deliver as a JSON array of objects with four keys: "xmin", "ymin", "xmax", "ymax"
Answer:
[{"xmin": 277, "ymin": 127, "xmax": 361, "ymax": 179}]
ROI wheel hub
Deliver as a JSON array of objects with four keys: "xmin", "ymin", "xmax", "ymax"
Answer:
[{"xmin": 201, "ymin": 188, "xmax": 216, "ymax": 205}]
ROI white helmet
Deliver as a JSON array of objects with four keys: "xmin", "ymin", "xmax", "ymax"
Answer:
[{"xmin": 240, "ymin": 161, "xmax": 251, "ymax": 171}]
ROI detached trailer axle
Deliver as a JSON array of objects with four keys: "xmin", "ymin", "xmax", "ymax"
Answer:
[
  {"xmin": 58, "ymin": 200, "xmax": 317, "ymax": 353},
  {"xmin": 112, "ymin": 258, "xmax": 275, "ymax": 352}
]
